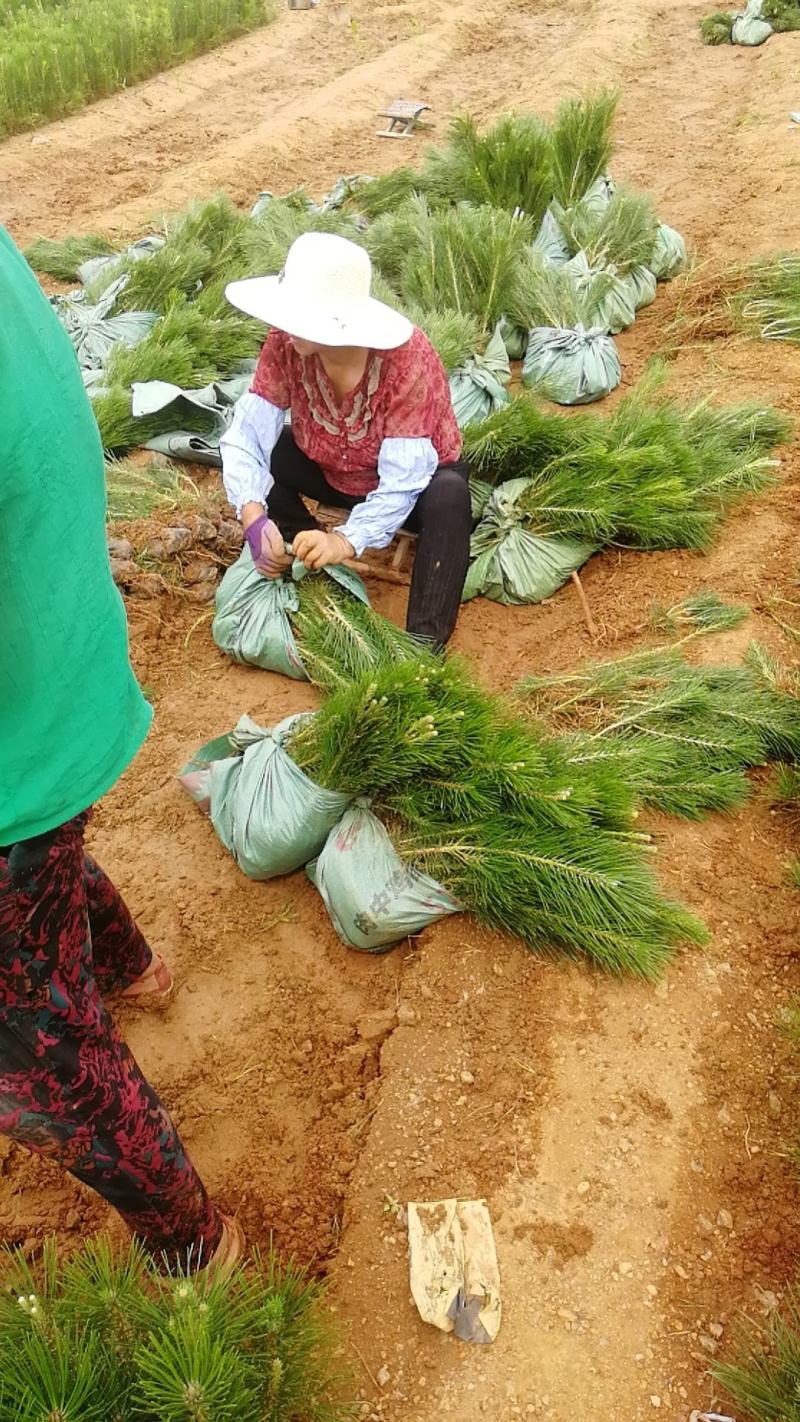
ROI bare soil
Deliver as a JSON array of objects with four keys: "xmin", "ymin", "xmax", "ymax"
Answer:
[{"xmin": 3, "ymin": 1, "xmax": 800, "ymax": 1418}]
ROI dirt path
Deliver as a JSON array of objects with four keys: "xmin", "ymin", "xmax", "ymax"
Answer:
[{"xmin": 3, "ymin": 2, "xmax": 800, "ymax": 1419}]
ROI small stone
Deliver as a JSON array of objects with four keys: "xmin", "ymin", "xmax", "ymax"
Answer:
[
  {"xmin": 697, "ymin": 1214, "xmax": 715, "ymax": 1236},
  {"xmin": 64, "ymin": 1209, "xmax": 80, "ymax": 1230},
  {"xmin": 397, "ymin": 1003, "xmax": 416, "ymax": 1026},
  {"xmin": 576, "ymin": 1181, "xmax": 590, "ymax": 1196},
  {"xmin": 492, "ymin": 962, "xmax": 504, "ymax": 975},
  {"xmin": 619, "ymin": 1138, "xmax": 633, "ymax": 1155},
  {"xmin": 717, "ymin": 1209, "xmax": 733, "ymax": 1231},
  {"xmin": 647, "ymin": 1285, "xmax": 658, "ymax": 1297},
  {"xmin": 420, "ymin": 985, "xmax": 433, "ymax": 1000},
  {"xmin": 460, "ymin": 1070, "xmax": 475, "ymax": 1085},
  {"xmin": 673, "ymin": 1264, "xmax": 689, "ymax": 1280},
  {"xmin": 650, "ymin": 1396, "xmax": 662, "ymax": 1409},
  {"xmin": 699, "ymin": 1334, "xmax": 718, "ymax": 1353},
  {"xmin": 356, "ymin": 1011, "xmax": 396, "ymax": 1043},
  {"xmin": 557, "ymin": 1308, "xmax": 577, "ymax": 1324},
  {"xmin": 709, "ymin": 1321, "xmax": 724, "ymax": 1339},
  {"xmin": 717, "ymin": 1105, "xmax": 733, "ymax": 1126},
  {"xmin": 768, "ymin": 1091, "xmax": 782, "ymax": 1118},
  {"xmin": 618, "ymin": 1262, "xmax": 633, "ymax": 1277},
  {"xmin": 376, "ymin": 1365, "xmax": 391, "ymax": 1388}
]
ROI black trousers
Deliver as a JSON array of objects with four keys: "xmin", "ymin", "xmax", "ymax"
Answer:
[{"xmin": 268, "ymin": 428, "xmax": 473, "ymax": 645}]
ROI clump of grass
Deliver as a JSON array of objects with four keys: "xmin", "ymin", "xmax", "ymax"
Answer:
[
  {"xmin": 24, "ymin": 232, "xmax": 115, "ymax": 281},
  {"xmin": 713, "ymin": 1290, "xmax": 800, "ymax": 1420}
]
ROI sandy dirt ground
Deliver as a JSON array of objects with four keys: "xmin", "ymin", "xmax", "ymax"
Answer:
[{"xmin": 3, "ymin": 1, "xmax": 800, "ymax": 1418}]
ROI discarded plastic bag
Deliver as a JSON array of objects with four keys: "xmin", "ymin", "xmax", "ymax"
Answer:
[
  {"xmin": 522, "ymin": 324, "xmax": 621, "ymax": 405},
  {"xmin": 178, "ymin": 713, "xmax": 352, "ymax": 880},
  {"xmin": 564, "ymin": 251, "xmax": 636, "ymax": 334},
  {"xmin": 463, "ymin": 478, "xmax": 596, "ymax": 605},
  {"xmin": 54, "ymin": 276, "xmax": 158, "ymax": 373},
  {"xmin": 307, "ymin": 801, "xmax": 462, "ymax": 952},
  {"xmin": 650, "ymin": 223, "xmax": 687, "ymax": 280},
  {"xmin": 408, "ymin": 1198, "xmax": 501, "ymax": 1345},
  {"xmin": 449, "ymin": 326, "xmax": 511, "ymax": 428},
  {"xmin": 212, "ymin": 547, "xmax": 369, "ymax": 679}
]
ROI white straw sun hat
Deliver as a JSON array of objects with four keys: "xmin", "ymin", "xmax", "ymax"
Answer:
[{"xmin": 225, "ymin": 231, "xmax": 413, "ymax": 350}]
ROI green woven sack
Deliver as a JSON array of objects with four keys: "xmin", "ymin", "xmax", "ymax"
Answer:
[
  {"xmin": 449, "ymin": 326, "xmax": 511, "ymax": 428},
  {"xmin": 307, "ymin": 802, "xmax": 462, "ymax": 952},
  {"xmin": 178, "ymin": 713, "xmax": 352, "ymax": 881},
  {"xmin": 212, "ymin": 547, "xmax": 369, "ymax": 679},
  {"xmin": 649, "ymin": 223, "xmax": 687, "ymax": 281},
  {"xmin": 463, "ymin": 478, "xmax": 596, "ymax": 604},
  {"xmin": 522, "ymin": 325, "xmax": 621, "ymax": 405}
]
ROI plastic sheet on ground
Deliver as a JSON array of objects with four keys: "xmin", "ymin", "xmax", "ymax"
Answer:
[
  {"xmin": 178, "ymin": 713, "xmax": 352, "ymax": 881},
  {"xmin": 54, "ymin": 275, "xmax": 158, "ymax": 374},
  {"xmin": 77, "ymin": 235, "xmax": 166, "ymax": 290},
  {"xmin": 463, "ymin": 477, "xmax": 596, "ymax": 604},
  {"xmin": 132, "ymin": 372, "xmax": 256, "ymax": 464},
  {"xmin": 449, "ymin": 326, "xmax": 511, "ymax": 428},
  {"xmin": 650, "ymin": 223, "xmax": 688, "ymax": 280},
  {"xmin": 564, "ymin": 251, "xmax": 636, "ymax": 334},
  {"xmin": 307, "ymin": 801, "xmax": 462, "ymax": 952},
  {"xmin": 522, "ymin": 323, "xmax": 621, "ymax": 405},
  {"xmin": 212, "ymin": 546, "xmax": 369, "ymax": 679},
  {"xmin": 408, "ymin": 1198, "xmax": 502, "ymax": 1345}
]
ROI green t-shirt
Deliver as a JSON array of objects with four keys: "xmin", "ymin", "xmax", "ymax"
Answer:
[{"xmin": 0, "ymin": 226, "xmax": 152, "ymax": 844}]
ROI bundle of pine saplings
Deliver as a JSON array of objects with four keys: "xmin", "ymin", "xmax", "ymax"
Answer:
[
  {"xmin": 25, "ymin": 90, "xmax": 687, "ymax": 459},
  {"xmin": 461, "ymin": 367, "xmax": 789, "ymax": 604},
  {"xmin": 183, "ymin": 625, "xmax": 705, "ymax": 970},
  {"xmin": 0, "ymin": 1236, "xmax": 351, "ymax": 1422},
  {"xmin": 701, "ymin": 0, "xmax": 799, "ymax": 46},
  {"xmin": 211, "ymin": 546, "xmax": 425, "ymax": 687},
  {"xmin": 518, "ymin": 627, "xmax": 800, "ymax": 820}
]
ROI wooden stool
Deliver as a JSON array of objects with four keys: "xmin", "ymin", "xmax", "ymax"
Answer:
[
  {"xmin": 377, "ymin": 100, "xmax": 432, "ymax": 139},
  {"xmin": 311, "ymin": 502, "xmax": 416, "ymax": 586}
]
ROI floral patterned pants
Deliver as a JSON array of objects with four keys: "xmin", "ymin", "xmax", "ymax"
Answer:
[{"xmin": 0, "ymin": 812, "xmax": 222, "ymax": 1266}]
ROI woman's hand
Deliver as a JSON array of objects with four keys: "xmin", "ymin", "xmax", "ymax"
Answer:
[
  {"xmin": 244, "ymin": 512, "xmax": 292, "ymax": 579},
  {"xmin": 293, "ymin": 529, "xmax": 355, "ymax": 571}
]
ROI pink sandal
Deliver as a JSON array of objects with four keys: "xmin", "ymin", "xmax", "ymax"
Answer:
[{"xmin": 120, "ymin": 952, "xmax": 174, "ymax": 1004}]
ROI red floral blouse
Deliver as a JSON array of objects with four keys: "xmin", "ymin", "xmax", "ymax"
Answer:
[{"xmin": 250, "ymin": 326, "xmax": 462, "ymax": 496}]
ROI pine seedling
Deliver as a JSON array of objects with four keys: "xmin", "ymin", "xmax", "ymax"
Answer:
[
  {"xmin": 700, "ymin": 10, "xmax": 735, "ymax": 40},
  {"xmin": 508, "ymin": 254, "xmax": 615, "ymax": 331},
  {"xmin": 134, "ymin": 1315, "xmax": 261, "ymax": 1422},
  {"xmin": 556, "ymin": 186, "xmax": 659, "ymax": 274},
  {"xmin": 421, "ymin": 112, "xmax": 553, "ymax": 226},
  {"xmin": 762, "ymin": 0, "xmax": 800, "ymax": 29},
  {"xmin": 95, "ymin": 238, "xmax": 212, "ymax": 314},
  {"xmin": 92, "ymin": 384, "xmax": 217, "ymax": 454},
  {"xmin": 372, "ymin": 200, "xmax": 535, "ymax": 336},
  {"xmin": 348, "ymin": 167, "xmax": 425, "ymax": 218},
  {"xmin": 648, "ymin": 591, "xmax": 748, "ymax": 636},
  {"xmin": 24, "ymin": 231, "xmax": 115, "ymax": 281},
  {"xmin": 547, "ymin": 88, "xmax": 619, "ymax": 209},
  {"xmin": 290, "ymin": 577, "xmax": 424, "ymax": 692},
  {"xmin": 767, "ymin": 761, "xmax": 800, "ymax": 815},
  {"xmin": 0, "ymin": 1323, "xmax": 110, "ymax": 1422},
  {"xmin": 240, "ymin": 201, "xmax": 362, "ymax": 277},
  {"xmin": 408, "ymin": 305, "xmax": 484, "ymax": 372},
  {"xmin": 738, "ymin": 253, "xmax": 800, "ymax": 342}
]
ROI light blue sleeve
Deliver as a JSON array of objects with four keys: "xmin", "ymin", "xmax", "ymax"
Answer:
[
  {"xmin": 339, "ymin": 437, "xmax": 438, "ymax": 556},
  {"xmin": 220, "ymin": 391, "xmax": 285, "ymax": 517}
]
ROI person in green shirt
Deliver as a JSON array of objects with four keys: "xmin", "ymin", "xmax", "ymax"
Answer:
[{"xmin": 0, "ymin": 227, "xmax": 242, "ymax": 1269}]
